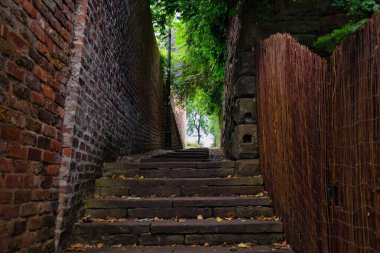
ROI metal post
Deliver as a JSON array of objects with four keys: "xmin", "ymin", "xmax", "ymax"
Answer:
[{"xmin": 165, "ymin": 28, "xmax": 172, "ymax": 149}]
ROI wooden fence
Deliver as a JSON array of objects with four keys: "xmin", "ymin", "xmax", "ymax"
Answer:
[{"xmin": 257, "ymin": 13, "xmax": 380, "ymax": 253}]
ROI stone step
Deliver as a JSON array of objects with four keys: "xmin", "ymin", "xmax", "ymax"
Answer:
[
  {"xmin": 141, "ymin": 158, "xmax": 210, "ymax": 162},
  {"xmin": 70, "ymin": 245, "xmax": 293, "ymax": 253},
  {"xmin": 103, "ymin": 160, "xmax": 260, "ymax": 178},
  {"xmin": 103, "ymin": 167, "xmax": 238, "ymax": 178},
  {"xmin": 103, "ymin": 161, "xmax": 236, "ymax": 170},
  {"xmin": 84, "ymin": 196, "xmax": 273, "ymax": 219},
  {"xmin": 95, "ymin": 177, "xmax": 264, "ymax": 197},
  {"xmin": 72, "ymin": 219, "xmax": 284, "ymax": 246}
]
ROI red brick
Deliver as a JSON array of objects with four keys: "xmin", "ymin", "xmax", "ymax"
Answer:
[
  {"xmin": 29, "ymin": 216, "xmax": 45, "ymax": 231},
  {"xmin": 8, "ymin": 32, "xmax": 28, "ymax": 52},
  {"xmin": 21, "ymin": 132, "xmax": 37, "ymax": 146},
  {"xmin": 57, "ymin": 106, "xmax": 65, "ymax": 118},
  {"xmin": 46, "ymin": 37, "xmax": 56, "ymax": 51},
  {"xmin": 30, "ymin": 20, "xmax": 45, "ymax": 43},
  {"xmin": 0, "ymin": 191, "xmax": 12, "ymax": 204},
  {"xmin": 27, "ymin": 148, "xmax": 42, "ymax": 161},
  {"xmin": 21, "ymin": 203, "xmax": 37, "ymax": 217},
  {"xmin": 46, "ymin": 99, "xmax": 58, "ymax": 113},
  {"xmin": 42, "ymin": 84, "xmax": 55, "ymax": 99},
  {"xmin": 13, "ymin": 160, "xmax": 29, "ymax": 173},
  {"xmin": 0, "ymin": 157, "xmax": 13, "ymax": 172},
  {"xmin": 46, "ymin": 165, "xmax": 59, "ymax": 176},
  {"xmin": 30, "ymin": 91, "xmax": 44, "ymax": 105},
  {"xmin": 0, "ymin": 223, "xmax": 10, "ymax": 239},
  {"xmin": 14, "ymin": 190, "xmax": 31, "ymax": 203},
  {"xmin": 37, "ymin": 43, "xmax": 50, "ymax": 61},
  {"xmin": 62, "ymin": 148, "xmax": 72, "ymax": 157},
  {"xmin": 1, "ymin": 206, "xmax": 20, "ymax": 220},
  {"xmin": 63, "ymin": 30, "xmax": 71, "ymax": 43},
  {"xmin": 37, "ymin": 136, "xmax": 50, "ymax": 149},
  {"xmin": 33, "ymin": 65, "xmax": 47, "ymax": 82},
  {"xmin": 22, "ymin": 0, "xmax": 38, "ymax": 18},
  {"xmin": 42, "ymin": 125, "xmax": 55, "ymax": 138},
  {"xmin": 31, "ymin": 189, "xmax": 49, "ymax": 201},
  {"xmin": 6, "ymin": 62, "xmax": 26, "ymax": 82},
  {"xmin": 0, "ymin": 22, "xmax": 8, "ymax": 39},
  {"xmin": 50, "ymin": 139, "xmax": 61, "ymax": 152},
  {"xmin": 1, "ymin": 125, "xmax": 21, "ymax": 141},
  {"xmin": 5, "ymin": 175, "xmax": 24, "ymax": 188},
  {"xmin": 42, "ymin": 151, "xmax": 56, "ymax": 163},
  {"xmin": 24, "ymin": 175, "xmax": 36, "ymax": 188},
  {"xmin": 7, "ymin": 144, "xmax": 27, "ymax": 160}
]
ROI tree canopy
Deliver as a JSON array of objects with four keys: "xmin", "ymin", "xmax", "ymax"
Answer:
[{"xmin": 150, "ymin": 0, "xmax": 237, "ymax": 146}]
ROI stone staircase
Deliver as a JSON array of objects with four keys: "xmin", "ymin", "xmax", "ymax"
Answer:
[{"xmin": 68, "ymin": 149, "xmax": 292, "ymax": 252}]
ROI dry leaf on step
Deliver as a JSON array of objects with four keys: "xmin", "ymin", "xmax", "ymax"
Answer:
[
  {"xmin": 215, "ymin": 217, "xmax": 223, "ymax": 222},
  {"xmin": 197, "ymin": 214, "xmax": 204, "ymax": 220},
  {"xmin": 67, "ymin": 243, "xmax": 85, "ymax": 251},
  {"xmin": 238, "ymin": 243, "xmax": 251, "ymax": 248},
  {"xmin": 96, "ymin": 243, "xmax": 104, "ymax": 248}
]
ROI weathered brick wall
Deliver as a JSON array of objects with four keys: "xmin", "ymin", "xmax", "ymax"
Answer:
[
  {"xmin": 0, "ymin": 0, "xmax": 167, "ymax": 252},
  {"xmin": 222, "ymin": 0, "xmax": 346, "ymax": 159},
  {"xmin": 0, "ymin": 0, "xmax": 74, "ymax": 252},
  {"xmin": 57, "ymin": 0, "xmax": 165, "ymax": 249}
]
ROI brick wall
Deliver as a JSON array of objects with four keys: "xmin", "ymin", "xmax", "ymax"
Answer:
[
  {"xmin": 222, "ymin": 0, "xmax": 346, "ymax": 159},
  {"xmin": 0, "ymin": 0, "xmax": 74, "ymax": 252},
  {"xmin": 56, "ymin": 0, "xmax": 165, "ymax": 250},
  {"xmin": 0, "ymin": 0, "xmax": 167, "ymax": 252}
]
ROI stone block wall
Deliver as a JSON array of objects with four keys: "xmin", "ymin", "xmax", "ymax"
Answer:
[
  {"xmin": 0, "ymin": 0, "xmax": 169, "ymax": 252},
  {"xmin": 222, "ymin": 0, "xmax": 346, "ymax": 159},
  {"xmin": 0, "ymin": 0, "xmax": 75, "ymax": 252}
]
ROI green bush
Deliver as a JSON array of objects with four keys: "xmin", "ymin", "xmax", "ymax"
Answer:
[{"xmin": 314, "ymin": 0, "xmax": 380, "ymax": 54}]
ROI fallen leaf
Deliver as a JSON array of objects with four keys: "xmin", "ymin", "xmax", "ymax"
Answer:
[
  {"xmin": 204, "ymin": 242, "xmax": 210, "ymax": 247},
  {"xmin": 197, "ymin": 214, "xmax": 204, "ymax": 220},
  {"xmin": 216, "ymin": 217, "xmax": 223, "ymax": 222},
  {"xmin": 225, "ymin": 212, "xmax": 235, "ymax": 220},
  {"xmin": 238, "ymin": 242, "xmax": 251, "ymax": 248},
  {"xmin": 227, "ymin": 175, "xmax": 233, "ymax": 179},
  {"xmin": 272, "ymin": 241, "xmax": 290, "ymax": 250},
  {"xmin": 119, "ymin": 175, "xmax": 126, "ymax": 180},
  {"xmin": 66, "ymin": 243, "xmax": 86, "ymax": 252},
  {"xmin": 96, "ymin": 243, "xmax": 104, "ymax": 248}
]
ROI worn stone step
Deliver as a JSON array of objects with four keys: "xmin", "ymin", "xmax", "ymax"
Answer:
[
  {"xmin": 103, "ymin": 161, "xmax": 236, "ymax": 170},
  {"xmin": 72, "ymin": 219, "xmax": 284, "ymax": 246},
  {"xmin": 103, "ymin": 160, "xmax": 260, "ymax": 178},
  {"xmin": 96, "ymin": 177, "xmax": 263, "ymax": 188},
  {"xmin": 141, "ymin": 158, "xmax": 210, "ymax": 162},
  {"xmin": 103, "ymin": 167, "xmax": 236, "ymax": 178},
  {"xmin": 95, "ymin": 177, "xmax": 264, "ymax": 197},
  {"xmin": 84, "ymin": 196, "xmax": 273, "ymax": 219},
  {"xmin": 71, "ymin": 245, "xmax": 293, "ymax": 253},
  {"xmin": 96, "ymin": 185, "xmax": 263, "ymax": 198}
]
